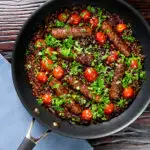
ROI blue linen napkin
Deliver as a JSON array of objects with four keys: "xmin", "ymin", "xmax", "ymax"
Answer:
[{"xmin": 0, "ymin": 54, "xmax": 93, "ymax": 150}]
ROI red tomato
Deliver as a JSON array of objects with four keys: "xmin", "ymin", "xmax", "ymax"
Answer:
[
  {"xmin": 45, "ymin": 47, "xmax": 54, "ymax": 56},
  {"xmin": 106, "ymin": 51, "xmax": 118, "ymax": 64},
  {"xmin": 41, "ymin": 57, "xmax": 53, "ymax": 71},
  {"xmin": 104, "ymin": 103, "xmax": 115, "ymax": 115},
  {"xmin": 130, "ymin": 60, "xmax": 138, "ymax": 69},
  {"xmin": 116, "ymin": 23, "xmax": 127, "ymax": 33},
  {"xmin": 96, "ymin": 32, "xmax": 107, "ymax": 45},
  {"xmin": 84, "ymin": 67, "xmax": 98, "ymax": 82},
  {"xmin": 69, "ymin": 14, "xmax": 81, "ymax": 25},
  {"xmin": 35, "ymin": 39, "xmax": 46, "ymax": 48},
  {"xmin": 123, "ymin": 87, "xmax": 134, "ymax": 99},
  {"xmin": 80, "ymin": 10, "xmax": 91, "ymax": 21},
  {"xmin": 42, "ymin": 93, "xmax": 52, "ymax": 105},
  {"xmin": 37, "ymin": 72, "xmax": 48, "ymax": 83},
  {"xmin": 82, "ymin": 109, "xmax": 92, "ymax": 121},
  {"xmin": 53, "ymin": 66, "xmax": 64, "ymax": 79},
  {"xmin": 90, "ymin": 17, "xmax": 99, "ymax": 27},
  {"xmin": 58, "ymin": 13, "xmax": 68, "ymax": 22}
]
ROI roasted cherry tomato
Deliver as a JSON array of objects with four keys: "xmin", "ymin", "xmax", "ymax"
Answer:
[
  {"xmin": 84, "ymin": 67, "xmax": 98, "ymax": 82},
  {"xmin": 35, "ymin": 39, "xmax": 46, "ymax": 48},
  {"xmin": 130, "ymin": 60, "xmax": 138, "ymax": 69},
  {"xmin": 80, "ymin": 10, "xmax": 91, "ymax": 21},
  {"xmin": 69, "ymin": 14, "xmax": 81, "ymax": 25},
  {"xmin": 82, "ymin": 109, "xmax": 92, "ymax": 121},
  {"xmin": 45, "ymin": 47, "xmax": 54, "ymax": 56},
  {"xmin": 53, "ymin": 66, "xmax": 64, "ymax": 79},
  {"xmin": 58, "ymin": 13, "xmax": 68, "ymax": 22},
  {"xmin": 96, "ymin": 32, "xmax": 107, "ymax": 45},
  {"xmin": 123, "ymin": 87, "xmax": 134, "ymax": 99},
  {"xmin": 90, "ymin": 17, "xmax": 99, "ymax": 27},
  {"xmin": 41, "ymin": 57, "xmax": 53, "ymax": 71},
  {"xmin": 116, "ymin": 23, "xmax": 127, "ymax": 33},
  {"xmin": 106, "ymin": 51, "xmax": 118, "ymax": 64},
  {"xmin": 37, "ymin": 72, "xmax": 48, "ymax": 83},
  {"xmin": 42, "ymin": 93, "xmax": 52, "ymax": 105},
  {"xmin": 104, "ymin": 103, "xmax": 115, "ymax": 115}
]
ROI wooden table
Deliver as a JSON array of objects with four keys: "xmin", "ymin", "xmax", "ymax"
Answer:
[{"xmin": 0, "ymin": 0, "xmax": 150, "ymax": 149}]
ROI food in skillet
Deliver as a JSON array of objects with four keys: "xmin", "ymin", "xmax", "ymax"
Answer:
[{"xmin": 25, "ymin": 5, "xmax": 146, "ymax": 125}]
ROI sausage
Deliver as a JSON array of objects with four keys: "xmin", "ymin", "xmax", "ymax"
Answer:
[
  {"xmin": 57, "ymin": 48, "xmax": 94, "ymax": 66},
  {"xmin": 51, "ymin": 26, "xmax": 92, "ymax": 39},
  {"xmin": 49, "ymin": 78, "xmax": 82, "ymax": 114},
  {"xmin": 65, "ymin": 76, "xmax": 100, "ymax": 102},
  {"xmin": 110, "ymin": 63, "xmax": 125, "ymax": 99},
  {"xmin": 102, "ymin": 21, "xmax": 130, "ymax": 57}
]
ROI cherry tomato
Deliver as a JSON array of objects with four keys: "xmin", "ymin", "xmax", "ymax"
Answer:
[
  {"xmin": 104, "ymin": 103, "xmax": 115, "ymax": 115},
  {"xmin": 116, "ymin": 23, "xmax": 127, "ymax": 33},
  {"xmin": 123, "ymin": 87, "xmax": 134, "ymax": 99},
  {"xmin": 84, "ymin": 67, "xmax": 98, "ymax": 82},
  {"xmin": 45, "ymin": 47, "xmax": 54, "ymax": 56},
  {"xmin": 80, "ymin": 10, "xmax": 91, "ymax": 21},
  {"xmin": 69, "ymin": 14, "xmax": 81, "ymax": 25},
  {"xmin": 96, "ymin": 32, "xmax": 107, "ymax": 45},
  {"xmin": 37, "ymin": 72, "xmax": 48, "ymax": 83},
  {"xmin": 58, "ymin": 13, "xmax": 68, "ymax": 22},
  {"xmin": 82, "ymin": 109, "xmax": 92, "ymax": 121},
  {"xmin": 41, "ymin": 57, "xmax": 53, "ymax": 71},
  {"xmin": 106, "ymin": 51, "xmax": 118, "ymax": 64},
  {"xmin": 42, "ymin": 93, "xmax": 52, "ymax": 105},
  {"xmin": 53, "ymin": 66, "xmax": 64, "ymax": 79},
  {"xmin": 35, "ymin": 39, "xmax": 46, "ymax": 48},
  {"xmin": 90, "ymin": 17, "xmax": 99, "ymax": 27},
  {"xmin": 130, "ymin": 60, "xmax": 138, "ymax": 69}
]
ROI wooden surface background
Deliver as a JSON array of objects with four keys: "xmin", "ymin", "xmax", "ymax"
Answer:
[{"xmin": 0, "ymin": 0, "xmax": 150, "ymax": 149}]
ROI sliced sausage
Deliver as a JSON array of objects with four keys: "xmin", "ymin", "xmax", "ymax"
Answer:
[
  {"xmin": 110, "ymin": 63, "xmax": 125, "ymax": 99},
  {"xmin": 102, "ymin": 21, "xmax": 130, "ymax": 57},
  {"xmin": 51, "ymin": 26, "xmax": 92, "ymax": 39},
  {"xmin": 65, "ymin": 76, "xmax": 100, "ymax": 102},
  {"xmin": 49, "ymin": 78, "xmax": 82, "ymax": 114}
]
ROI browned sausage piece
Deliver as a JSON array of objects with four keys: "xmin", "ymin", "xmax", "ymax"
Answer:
[
  {"xmin": 109, "ymin": 63, "xmax": 125, "ymax": 100},
  {"xmin": 65, "ymin": 76, "xmax": 100, "ymax": 102},
  {"xmin": 57, "ymin": 48, "xmax": 94, "ymax": 66},
  {"xmin": 102, "ymin": 21, "xmax": 130, "ymax": 57},
  {"xmin": 49, "ymin": 78, "xmax": 82, "ymax": 114},
  {"xmin": 51, "ymin": 26, "xmax": 92, "ymax": 39}
]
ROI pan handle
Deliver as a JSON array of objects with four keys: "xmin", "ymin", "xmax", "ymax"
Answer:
[{"xmin": 18, "ymin": 118, "xmax": 51, "ymax": 150}]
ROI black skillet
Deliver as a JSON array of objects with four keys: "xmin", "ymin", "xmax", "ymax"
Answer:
[{"xmin": 12, "ymin": 0, "xmax": 150, "ymax": 149}]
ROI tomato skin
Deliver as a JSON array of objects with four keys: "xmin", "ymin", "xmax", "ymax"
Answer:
[
  {"xmin": 69, "ymin": 14, "xmax": 81, "ymax": 25},
  {"xmin": 106, "ymin": 51, "xmax": 118, "ymax": 64},
  {"xmin": 84, "ymin": 67, "xmax": 98, "ymax": 82},
  {"xmin": 53, "ymin": 66, "xmax": 64, "ymax": 79},
  {"xmin": 82, "ymin": 109, "xmax": 92, "ymax": 120},
  {"xmin": 35, "ymin": 39, "xmax": 45, "ymax": 48},
  {"xmin": 42, "ymin": 94, "xmax": 52, "ymax": 105},
  {"xmin": 96, "ymin": 32, "xmax": 107, "ymax": 45},
  {"xmin": 37, "ymin": 72, "xmax": 48, "ymax": 83},
  {"xmin": 130, "ymin": 60, "xmax": 138, "ymax": 69},
  {"xmin": 80, "ymin": 10, "xmax": 91, "ymax": 21},
  {"xmin": 90, "ymin": 17, "xmax": 99, "ymax": 27},
  {"xmin": 58, "ymin": 13, "xmax": 68, "ymax": 22},
  {"xmin": 45, "ymin": 47, "xmax": 54, "ymax": 56},
  {"xmin": 116, "ymin": 23, "xmax": 127, "ymax": 33},
  {"xmin": 123, "ymin": 87, "xmax": 134, "ymax": 99},
  {"xmin": 104, "ymin": 103, "xmax": 115, "ymax": 115},
  {"xmin": 41, "ymin": 58, "xmax": 53, "ymax": 71}
]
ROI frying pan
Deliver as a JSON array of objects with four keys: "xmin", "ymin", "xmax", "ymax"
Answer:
[{"xmin": 12, "ymin": 0, "xmax": 150, "ymax": 149}]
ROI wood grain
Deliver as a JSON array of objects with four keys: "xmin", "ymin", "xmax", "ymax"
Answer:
[{"xmin": 0, "ymin": 0, "xmax": 150, "ymax": 149}]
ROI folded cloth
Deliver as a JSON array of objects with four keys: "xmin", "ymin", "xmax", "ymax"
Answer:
[{"xmin": 0, "ymin": 54, "xmax": 93, "ymax": 150}]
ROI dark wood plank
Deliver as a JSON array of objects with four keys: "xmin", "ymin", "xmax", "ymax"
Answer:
[{"xmin": 0, "ymin": 0, "xmax": 150, "ymax": 149}]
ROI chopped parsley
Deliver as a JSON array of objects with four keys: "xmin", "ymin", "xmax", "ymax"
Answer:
[
  {"xmin": 117, "ymin": 99, "xmax": 128, "ymax": 108},
  {"xmin": 122, "ymin": 31, "xmax": 135, "ymax": 43},
  {"xmin": 87, "ymin": 5, "xmax": 96, "ymax": 13},
  {"xmin": 70, "ymin": 61, "xmax": 82, "ymax": 75},
  {"xmin": 37, "ymin": 98, "xmax": 43, "ymax": 105},
  {"xmin": 55, "ymin": 20, "xmax": 65, "ymax": 27}
]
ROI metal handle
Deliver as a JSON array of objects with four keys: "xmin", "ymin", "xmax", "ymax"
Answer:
[{"xmin": 18, "ymin": 118, "xmax": 51, "ymax": 150}]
